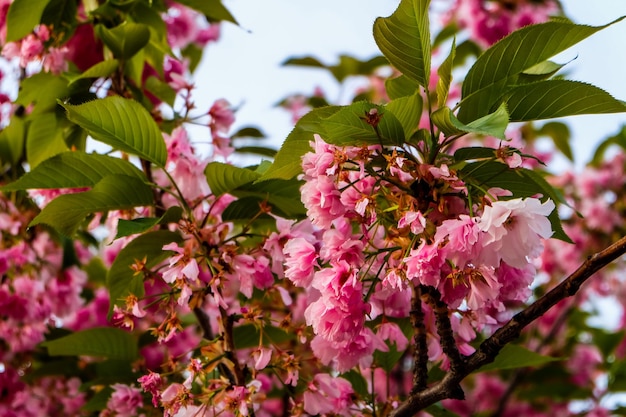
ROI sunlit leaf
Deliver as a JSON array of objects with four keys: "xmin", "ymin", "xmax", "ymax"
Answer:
[
  {"xmin": 385, "ymin": 75, "xmax": 420, "ymax": 100},
  {"xmin": 41, "ymin": 327, "xmax": 138, "ymax": 360},
  {"xmin": 68, "ymin": 60, "xmax": 119, "ymax": 85},
  {"xmin": 432, "ymin": 103, "xmax": 509, "ymax": 140},
  {"xmin": 258, "ymin": 106, "xmax": 340, "ymax": 181},
  {"xmin": 1, "ymin": 152, "xmax": 146, "ymax": 191},
  {"xmin": 374, "ymin": 0, "xmax": 431, "ymax": 87},
  {"xmin": 506, "ymin": 80, "xmax": 626, "ymax": 121},
  {"xmin": 30, "ymin": 175, "xmax": 154, "ymax": 236},
  {"xmin": 386, "ymin": 93, "xmax": 423, "ymax": 138},
  {"xmin": 60, "ymin": 96, "xmax": 167, "ymax": 167},
  {"xmin": 437, "ymin": 38, "xmax": 456, "ymax": 108},
  {"xmin": 205, "ymin": 162, "xmax": 260, "ymax": 197},
  {"xmin": 321, "ymin": 101, "xmax": 405, "ymax": 146},
  {"xmin": 459, "ymin": 17, "xmax": 626, "ymax": 122}
]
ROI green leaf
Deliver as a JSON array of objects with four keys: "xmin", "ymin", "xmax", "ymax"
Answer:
[
  {"xmin": 609, "ymin": 359, "xmax": 626, "ymax": 391},
  {"xmin": 478, "ymin": 344, "xmax": 560, "ymax": 372},
  {"xmin": 232, "ymin": 178, "xmax": 306, "ymax": 219},
  {"xmin": 232, "ymin": 324, "xmax": 293, "ymax": 349},
  {"xmin": 221, "ymin": 197, "xmax": 272, "ymax": 222},
  {"xmin": 95, "ymin": 23, "xmax": 151, "ymax": 60},
  {"xmin": 341, "ymin": 370, "xmax": 368, "ymax": 398},
  {"xmin": 0, "ymin": 117, "xmax": 25, "ymax": 165},
  {"xmin": 231, "ymin": 127, "xmax": 266, "ymax": 139},
  {"xmin": 115, "ymin": 206, "xmax": 183, "ymax": 239},
  {"xmin": 107, "ymin": 230, "xmax": 182, "ymax": 315},
  {"xmin": 373, "ymin": 0, "xmax": 431, "ymax": 87},
  {"xmin": 459, "ymin": 17, "xmax": 626, "ymax": 122},
  {"xmin": 258, "ymin": 106, "xmax": 340, "ymax": 181},
  {"xmin": 26, "ymin": 113, "xmax": 68, "ymax": 168},
  {"xmin": 453, "ymin": 146, "xmax": 499, "ymax": 163},
  {"xmin": 234, "ymin": 146, "xmax": 277, "ymax": 158},
  {"xmin": 385, "ymin": 94, "xmax": 423, "ymax": 138},
  {"xmin": 205, "ymin": 162, "xmax": 261, "ymax": 197},
  {"xmin": 283, "ymin": 55, "xmax": 387, "ymax": 83},
  {"xmin": 592, "ymin": 125, "xmax": 626, "ymax": 165},
  {"xmin": 175, "ymin": 0, "xmax": 238, "ymax": 24},
  {"xmin": 536, "ymin": 122, "xmax": 572, "ymax": 161},
  {"xmin": 321, "ymin": 101, "xmax": 405, "ymax": 146},
  {"xmin": 82, "ymin": 386, "xmax": 113, "ymax": 412},
  {"xmin": 60, "ymin": 96, "xmax": 166, "ymax": 167},
  {"xmin": 425, "ymin": 405, "xmax": 461, "ymax": 417},
  {"xmin": 41, "ymin": 327, "xmax": 138, "ymax": 360},
  {"xmin": 506, "ymin": 80, "xmax": 626, "ymax": 122},
  {"xmin": 1, "ymin": 152, "xmax": 146, "ymax": 191},
  {"xmin": 432, "ymin": 103, "xmax": 509, "ymax": 140},
  {"xmin": 30, "ymin": 175, "xmax": 154, "ymax": 236},
  {"xmin": 517, "ymin": 60, "xmax": 567, "ymax": 84},
  {"xmin": 5, "ymin": 0, "xmax": 50, "ymax": 42},
  {"xmin": 68, "ymin": 59, "xmax": 119, "ymax": 85},
  {"xmin": 41, "ymin": 0, "xmax": 77, "ymax": 43},
  {"xmin": 437, "ymin": 38, "xmax": 456, "ymax": 108},
  {"xmin": 385, "ymin": 75, "xmax": 420, "ymax": 100},
  {"xmin": 17, "ymin": 73, "xmax": 68, "ymax": 114},
  {"xmin": 144, "ymin": 76, "xmax": 176, "ymax": 106}
]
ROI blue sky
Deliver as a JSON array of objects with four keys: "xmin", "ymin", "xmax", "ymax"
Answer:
[{"xmin": 196, "ymin": 1, "xmax": 626, "ymax": 169}]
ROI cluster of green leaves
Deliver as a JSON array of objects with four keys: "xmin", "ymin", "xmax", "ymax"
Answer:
[{"xmin": 262, "ymin": 0, "xmax": 626, "ymax": 243}]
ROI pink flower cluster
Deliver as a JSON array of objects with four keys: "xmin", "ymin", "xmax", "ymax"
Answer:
[
  {"xmin": 445, "ymin": 0, "xmax": 559, "ymax": 46},
  {"xmin": 290, "ymin": 133, "xmax": 556, "ymax": 370}
]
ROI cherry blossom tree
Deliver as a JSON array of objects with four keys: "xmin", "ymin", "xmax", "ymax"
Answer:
[{"xmin": 1, "ymin": 0, "xmax": 626, "ymax": 416}]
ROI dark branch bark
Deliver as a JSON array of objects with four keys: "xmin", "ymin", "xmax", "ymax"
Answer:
[
  {"xmin": 391, "ymin": 235, "xmax": 626, "ymax": 417},
  {"xmin": 410, "ymin": 285, "xmax": 429, "ymax": 394}
]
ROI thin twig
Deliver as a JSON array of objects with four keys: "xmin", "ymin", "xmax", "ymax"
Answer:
[{"xmin": 391, "ymin": 235, "xmax": 626, "ymax": 417}]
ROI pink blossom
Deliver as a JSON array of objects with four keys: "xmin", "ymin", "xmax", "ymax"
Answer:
[
  {"xmin": 300, "ymin": 175, "xmax": 346, "ymax": 228},
  {"xmin": 251, "ymin": 347, "xmax": 273, "ymax": 370},
  {"xmin": 284, "ymin": 237, "xmax": 318, "ymax": 287},
  {"xmin": 195, "ymin": 24, "xmax": 220, "ymax": 46},
  {"xmin": 404, "ymin": 240, "xmax": 446, "ymax": 288},
  {"xmin": 303, "ymin": 374, "xmax": 355, "ymax": 416},
  {"xmin": 377, "ymin": 321, "xmax": 409, "ymax": 351},
  {"xmin": 478, "ymin": 198, "xmax": 555, "ymax": 268},
  {"xmin": 162, "ymin": 242, "xmax": 200, "ymax": 284},
  {"xmin": 105, "ymin": 383, "xmax": 144, "ymax": 417},
  {"xmin": 567, "ymin": 344, "xmax": 603, "ymax": 386},
  {"xmin": 138, "ymin": 372, "xmax": 163, "ymax": 407},
  {"xmin": 209, "ymin": 98, "xmax": 235, "ymax": 134},
  {"xmin": 19, "ymin": 34, "xmax": 44, "ymax": 67},
  {"xmin": 398, "ymin": 210, "xmax": 427, "ymax": 235}
]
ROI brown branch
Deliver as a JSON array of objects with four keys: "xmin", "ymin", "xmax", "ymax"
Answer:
[
  {"xmin": 194, "ymin": 306, "xmax": 213, "ymax": 340},
  {"xmin": 421, "ymin": 285, "xmax": 466, "ymax": 378},
  {"xmin": 219, "ymin": 306, "xmax": 247, "ymax": 386},
  {"xmin": 391, "ymin": 235, "xmax": 626, "ymax": 417},
  {"xmin": 410, "ymin": 285, "xmax": 429, "ymax": 394}
]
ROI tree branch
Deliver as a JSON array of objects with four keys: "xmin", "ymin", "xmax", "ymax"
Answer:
[
  {"xmin": 421, "ymin": 285, "xmax": 466, "ymax": 378},
  {"xmin": 391, "ymin": 235, "xmax": 626, "ymax": 417},
  {"xmin": 410, "ymin": 285, "xmax": 429, "ymax": 394}
]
